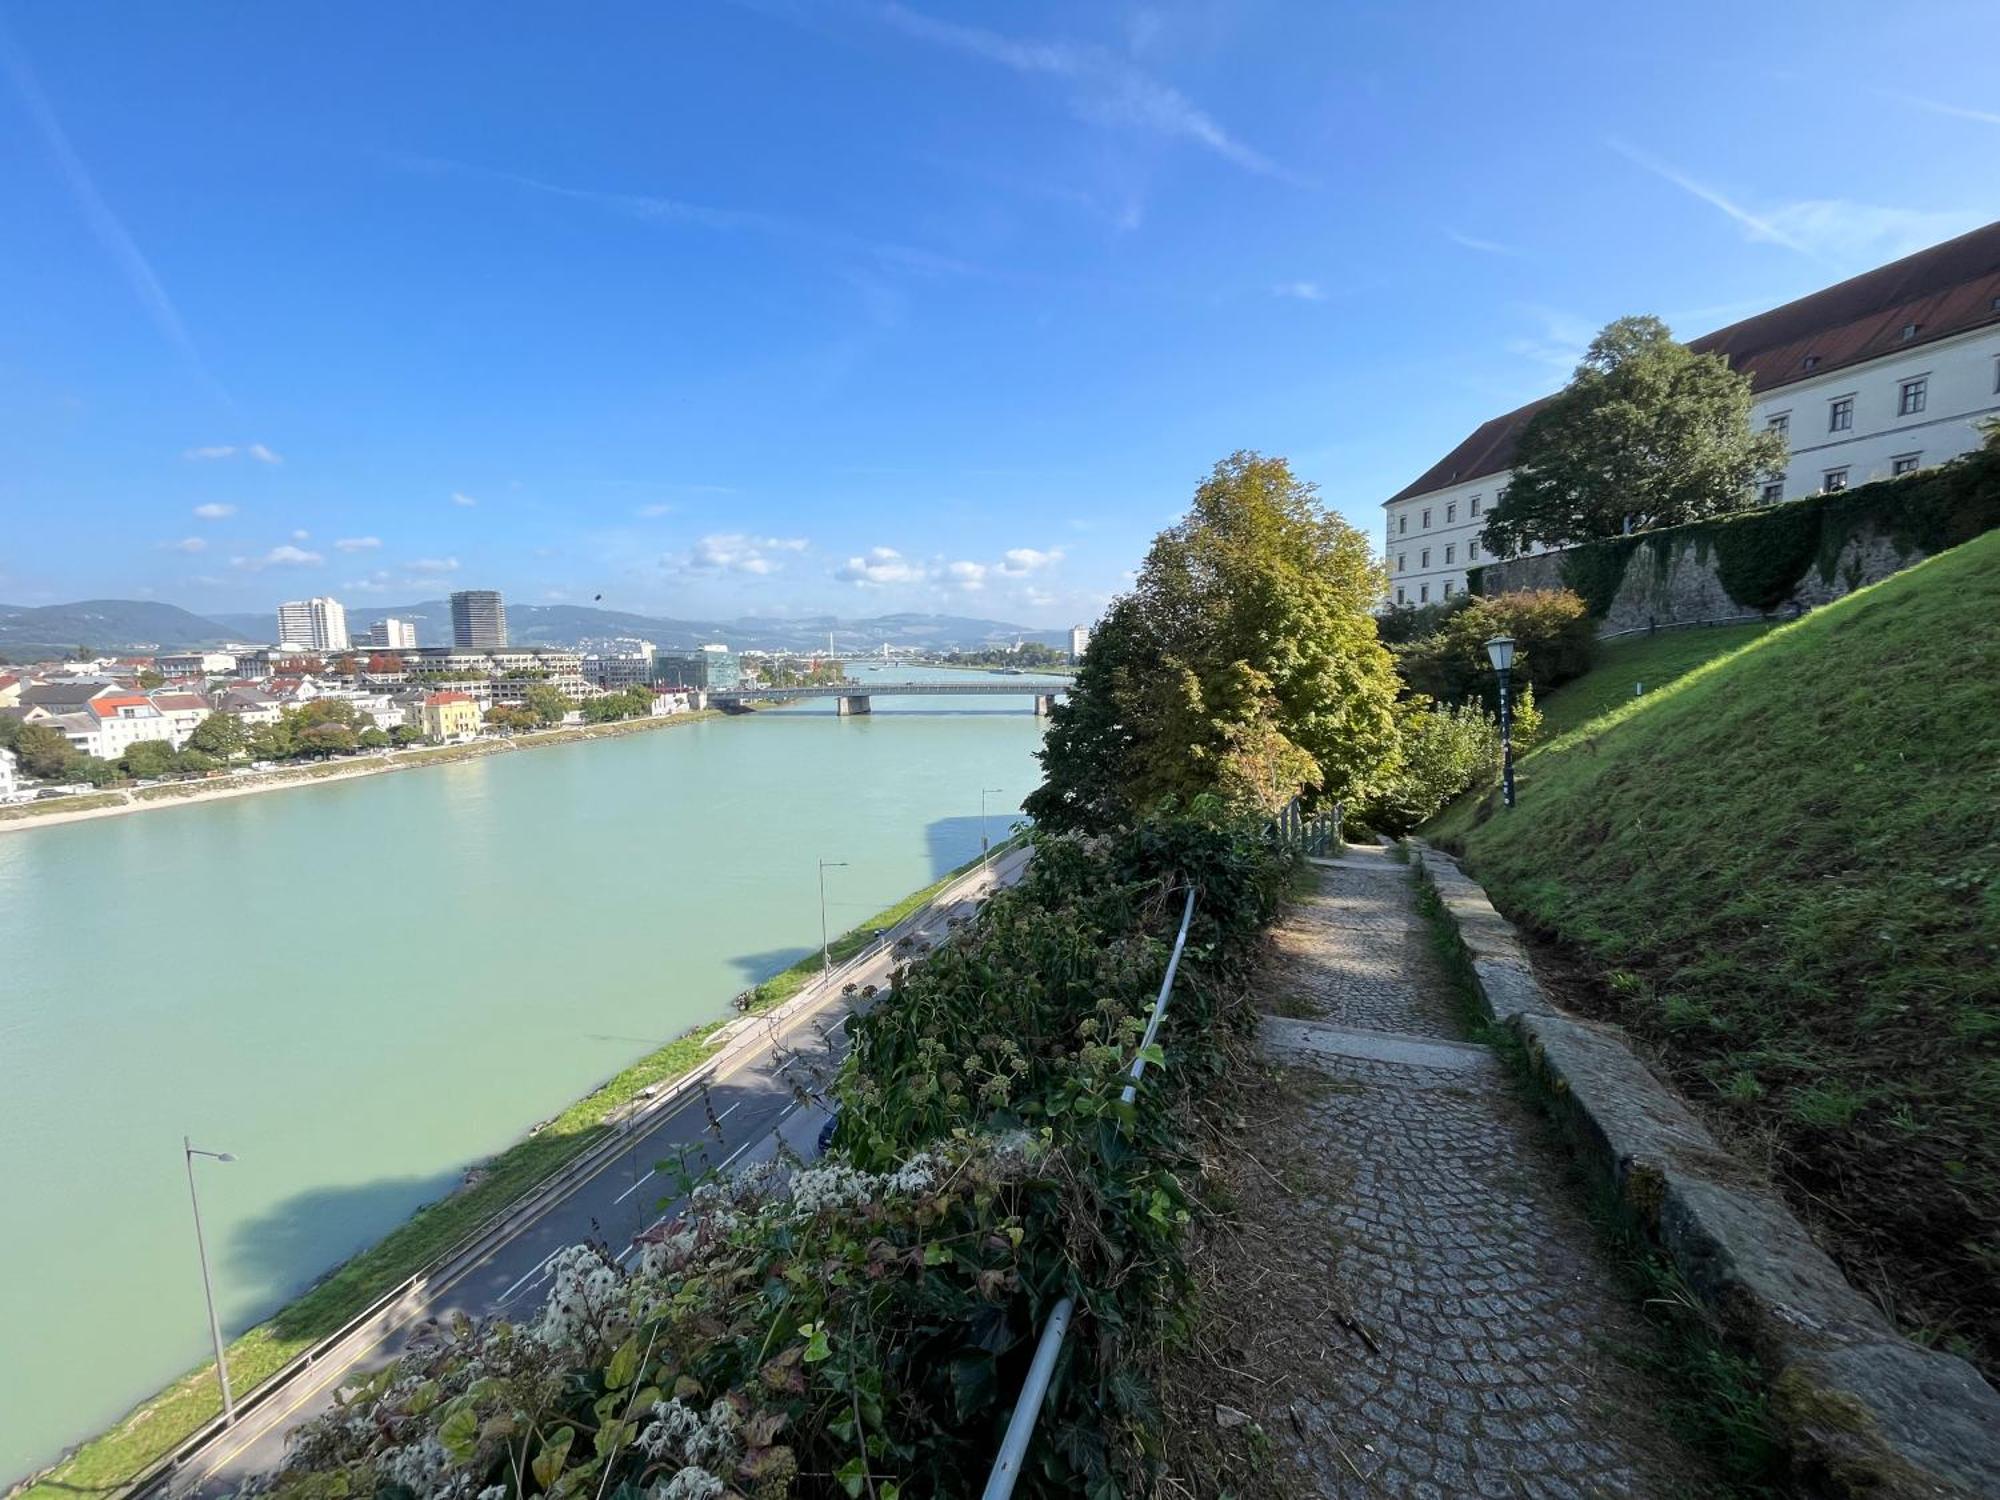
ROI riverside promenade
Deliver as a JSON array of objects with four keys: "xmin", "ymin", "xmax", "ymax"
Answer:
[{"xmin": 1248, "ymin": 846, "xmax": 1703, "ymax": 1498}]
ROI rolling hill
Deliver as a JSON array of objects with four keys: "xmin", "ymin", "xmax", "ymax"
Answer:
[{"xmin": 0, "ymin": 600, "xmax": 238, "ymax": 659}]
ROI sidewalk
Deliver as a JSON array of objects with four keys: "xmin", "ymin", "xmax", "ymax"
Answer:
[{"xmin": 1243, "ymin": 845, "xmax": 1705, "ymax": 1498}]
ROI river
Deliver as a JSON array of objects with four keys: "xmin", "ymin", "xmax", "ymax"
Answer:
[{"xmin": 0, "ymin": 667, "xmax": 1060, "ymax": 1483}]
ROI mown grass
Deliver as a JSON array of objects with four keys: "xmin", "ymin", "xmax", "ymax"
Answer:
[
  {"xmin": 0, "ymin": 792, "xmax": 126, "ymax": 823},
  {"xmin": 1531, "ymin": 621, "xmax": 1776, "ymax": 743},
  {"xmin": 1424, "ymin": 529, "xmax": 2000, "ymax": 1373},
  {"xmin": 13, "ymin": 835, "xmax": 1008, "ymax": 1500}
]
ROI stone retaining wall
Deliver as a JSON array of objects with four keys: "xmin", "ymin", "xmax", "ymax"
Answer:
[{"xmin": 1410, "ymin": 840, "xmax": 2000, "ymax": 1499}]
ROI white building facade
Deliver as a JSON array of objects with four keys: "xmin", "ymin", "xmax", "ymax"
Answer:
[
  {"xmin": 1384, "ymin": 223, "xmax": 2000, "ymax": 606},
  {"xmin": 276, "ymin": 596, "xmax": 350, "ymax": 652},
  {"xmin": 1068, "ymin": 624, "xmax": 1091, "ymax": 661},
  {"xmin": 366, "ymin": 617, "xmax": 419, "ymax": 650}
]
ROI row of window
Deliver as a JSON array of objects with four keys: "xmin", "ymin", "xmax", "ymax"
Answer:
[
  {"xmin": 1769, "ymin": 374, "xmax": 1933, "ymax": 442},
  {"xmin": 1761, "ymin": 452, "xmax": 1924, "ymax": 502},
  {"xmin": 1396, "ymin": 490, "xmax": 1496, "ymax": 536},
  {"xmin": 1396, "ymin": 538, "xmax": 1481, "ymax": 573},
  {"xmin": 1393, "ymin": 580, "xmax": 1459, "ymax": 606}
]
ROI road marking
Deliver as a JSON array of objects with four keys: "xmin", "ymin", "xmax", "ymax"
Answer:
[
  {"xmin": 495, "ymin": 1247, "xmax": 565, "ymax": 1307},
  {"xmin": 616, "ymin": 1101, "xmax": 800, "ymax": 1267},
  {"xmin": 612, "ymin": 1101, "xmax": 740, "ymax": 1203}
]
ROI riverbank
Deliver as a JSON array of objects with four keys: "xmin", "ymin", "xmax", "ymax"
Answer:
[
  {"xmin": 8, "ymin": 832, "xmax": 1024, "ymax": 1500},
  {"xmin": 0, "ymin": 710, "xmax": 723, "ymax": 836}
]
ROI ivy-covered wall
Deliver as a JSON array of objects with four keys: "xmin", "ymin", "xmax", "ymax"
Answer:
[{"xmin": 1466, "ymin": 445, "xmax": 2000, "ymax": 631}]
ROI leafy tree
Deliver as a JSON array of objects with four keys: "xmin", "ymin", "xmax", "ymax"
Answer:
[
  {"xmin": 1028, "ymin": 451, "xmax": 1398, "ymax": 828},
  {"xmin": 136, "ymin": 669, "xmax": 166, "ymax": 690},
  {"xmin": 187, "ymin": 712, "xmax": 248, "ymax": 758},
  {"xmin": 174, "ymin": 748, "xmax": 219, "ymax": 775},
  {"xmin": 67, "ymin": 754, "xmax": 120, "ymax": 786},
  {"xmin": 357, "ymin": 727, "xmax": 390, "ymax": 750},
  {"xmin": 521, "ymin": 683, "xmax": 573, "ymax": 726},
  {"xmin": 581, "ymin": 686, "xmax": 654, "ymax": 723},
  {"xmin": 1395, "ymin": 589, "xmax": 1596, "ymax": 709},
  {"xmin": 246, "ymin": 720, "xmax": 293, "ymax": 761},
  {"xmin": 0, "ymin": 715, "xmax": 20, "ymax": 753},
  {"xmin": 1360, "ymin": 689, "xmax": 1542, "ymax": 834},
  {"xmin": 295, "ymin": 698, "xmax": 372, "ymax": 730},
  {"xmin": 1485, "ymin": 316, "xmax": 1787, "ymax": 555},
  {"xmin": 485, "ymin": 704, "xmax": 538, "ymax": 733},
  {"xmin": 293, "ymin": 722, "xmax": 358, "ymax": 757},
  {"xmin": 14, "ymin": 723, "xmax": 77, "ymax": 779},
  {"xmin": 119, "ymin": 739, "xmax": 179, "ymax": 779},
  {"xmin": 390, "ymin": 724, "xmax": 422, "ymax": 747}
]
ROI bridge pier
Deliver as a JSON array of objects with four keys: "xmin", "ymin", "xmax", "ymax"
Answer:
[
  {"xmin": 1033, "ymin": 693, "xmax": 1056, "ymax": 717},
  {"xmin": 835, "ymin": 694, "xmax": 873, "ymax": 717}
]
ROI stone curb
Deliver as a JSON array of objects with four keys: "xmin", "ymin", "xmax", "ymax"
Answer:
[{"xmin": 1408, "ymin": 838, "xmax": 2000, "ymax": 1499}]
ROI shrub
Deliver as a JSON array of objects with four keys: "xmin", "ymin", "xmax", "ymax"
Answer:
[
  {"xmin": 1360, "ymin": 688, "xmax": 1541, "ymax": 834},
  {"xmin": 1395, "ymin": 589, "xmax": 1595, "ymax": 709},
  {"xmin": 1375, "ymin": 595, "xmax": 1471, "ymax": 645}
]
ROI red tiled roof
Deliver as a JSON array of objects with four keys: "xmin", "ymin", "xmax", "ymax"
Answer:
[
  {"xmin": 1388, "ymin": 219, "xmax": 2000, "ymax": 504},
  {"xmin": 88, "ymin": 694, "xmax": 154, "ymax": 718},
  {"xmin": 425, "ymin": 690, "xmax": 474, "ymax": 706}
]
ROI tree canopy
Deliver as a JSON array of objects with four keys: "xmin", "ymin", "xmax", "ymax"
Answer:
[
  {"xmin": 1027, "ymin": 451, "xmax": 1398, "ymax": 830},
  {"xmin": 1484, "ymin": 315, "xmax": 1786, "ymax": 556}
]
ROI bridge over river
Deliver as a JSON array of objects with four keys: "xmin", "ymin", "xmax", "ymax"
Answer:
[{"xmin": 707, "ymin": 679, "xmax": 1069, "ymax": 716}]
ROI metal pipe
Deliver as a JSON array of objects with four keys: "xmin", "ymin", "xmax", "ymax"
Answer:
[
  {"xmin": 1120, "ymin": 885, "xmax": 1198, "ymax": 1106},
  {"xmin": 980, "ymin": 1295, "xmax": 1075, "ymax": 1500}
]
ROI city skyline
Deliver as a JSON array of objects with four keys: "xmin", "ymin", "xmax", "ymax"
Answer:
[{"xmin": 4, "ymin": 2, "xmax": 1998, "ymax": 626}]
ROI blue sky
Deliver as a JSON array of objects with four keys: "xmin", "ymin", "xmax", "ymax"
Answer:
[{"xmin": 2, "ymin": 1, "xmax": 1995, "ymax": 627}]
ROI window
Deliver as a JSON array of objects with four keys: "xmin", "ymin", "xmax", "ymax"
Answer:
[
  {"xmin": 1891, "ymin": 453, "xmax": 1921, "ymax": 476},
  {"xmin": 1445, "ymin": 502, "xmax": 1457, "ymax": 523},
  {"xmin": 1470, "ymin": 495, "xmax": 1483, "ymax": 516},
  {"xmin": 1467, "ymin": 539, "xmax": 1480, "ymax": 561},
  {"xmin": 1397, "ymin": 553, "xmax": 1406, "ymax": 572},
  {"xmin": 1395, "ymin": 587, "xmax": 1405, "ymax": 606},
  {"xmin": 1767, "ymin": 412, "xmax": 1789, "ymax": 438},
  {"xmin": 1994, "ymin": 356, "xmax": 2000, "ymax": 395},
  {"xmin": 1761, "ymin": 478, "xmax": 1786, "ymax": 503},
  {"xmin": 1398, "ymin": 514, "xmax": 1408, "ymax": 535},
  {"xmin": 1421, "ymin": 508, "xmax": 1432, "ymax": 529},
  {"xmin": 1823, "ymin": 467, "xmax": 1849, "ymax": 492},
  {"xmin": 1420, "ymin": 548, "xmax": 1431, "ymax": 568},
  {"xmin": 1444, "ymin": 544, "xmax": 1455, "ymax": 564},
  {"xmin": 1443, "ymin": 581, "xmax": 1455, "ymax": 598},
  {"xmin": 1419, "ymin": 585, "xmax": 1429, "ymax": 603},
  {"xmin": 1828, "ymin": 397, "xmax": 1853, "ymax": 432},
  {"xmin": 1898, "ymin": 377, "xmax": 1927, "ymax": 416}
]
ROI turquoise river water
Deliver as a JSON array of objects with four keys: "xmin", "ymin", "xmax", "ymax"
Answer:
[{"xmin": 0, "ymin": 669, "xmax": 1059, "ymax": 1483}]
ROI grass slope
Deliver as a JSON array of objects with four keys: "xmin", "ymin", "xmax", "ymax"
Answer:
[
  {"xmin": 1531, "ymin": 621, "xmax": 1776, "ymax": 743},
  {"xmin": 1429, "ymin": 530, "xmax": 2000, "ymax": 1371}
]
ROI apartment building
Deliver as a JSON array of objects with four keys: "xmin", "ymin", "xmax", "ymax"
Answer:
[
  {"xmin": 450, "ymin": 590, "xmax": 508, "ymax": 649},
  {"xmin": 1384, "ymin": 221, "xmax": 2000, "ymax": 606},
  {"xmin": 365, "ymin": 617, "xmax": 419, "ymax": 650},
  {"xmin": 276, "ymin": 596, "xmax": 350, "ymax": 652}
]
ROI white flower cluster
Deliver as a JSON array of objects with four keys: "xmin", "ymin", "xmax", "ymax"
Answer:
[
  {"xmin": 534, "ymin": 1245, "xmax": 622, "ymax": 1351},
  {"xmin": 633, "ymin": 1398, "xmax": 739, "ymax": 1498},
  {"xmin": 376, "ymin": 1438, "xmax": 469, "ymax": 1500},
  {"xmin": 789, "ymin": 1152, "xmax": 938, "ymax": 1214}
]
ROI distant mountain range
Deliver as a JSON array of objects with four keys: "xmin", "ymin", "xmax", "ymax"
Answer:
[{"xmin": 0, "ymin": 598, "xmax": 1069, "ymax": 659}]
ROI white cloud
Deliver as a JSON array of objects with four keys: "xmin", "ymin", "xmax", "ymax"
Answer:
[
  {"xmin": 334, "ymin": 536, "xmax": 381, "ymax": 552},
  {"xmin": 1607, "ymin": 138, "xmax": 1976, "ymax": 265},
  {"xmin": 161, "ymin": 536, "xmax": 207, "ymax": 553},
  {"xmin": 345, "ymin": 570, "xmax": 393, "ymax": 593},
  {"xmin": 836, "ymin": 546, "xmax": 928, "ymax": 586},
  {"xmin": 998, "ymin": 546, "xmax": 1063, "ymax": 575},
  {"xmin": 407, "ymin": 556, "xmax": 461, "ymax": 575},
  {"xmin": 873, "ymin": 3, "xmax": 1297, "ymax": 183},
  {"xmin": 1446, "ymin": 228, "xmax": 1525, "ymax": 258},
  {"xmin": 183, "ymin": 443, "xmax": 282, "ymax": 464},
  {"xmin": 945, "ymin": 560, "xmax": 988, "ymax": 592},
  {"xmin": 192, "ymin": 502, "xmax": 236, "ymax": 519},
  {"xmin": 683, "ymin": 533, "xmax": 808, "ymax": 576},
  {"xmin": 234, "ymin": 543, "xmax": 322, "ymax": 570},
  {"xmin": 1272, "ymin": 280, "xmax": 1325, "ymax": 301},
  {"xmin": 450, "ymin": 491, "xmax": 478, "ymax": 507},
  {"xmin": 636, "ymin": 503, "xmax": 673, "ymax": 518},
  {"xmin": 290, "ymin": 528, "xmax": 311, "ymax": 542}
]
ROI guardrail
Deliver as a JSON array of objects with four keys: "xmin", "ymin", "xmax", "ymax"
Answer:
[
  {"xmin": 115, "ymin": 856, "xmax": 1014, "ymax": 1500},
  {"xmin": 980, "ymin": 883, "xmax": 1198, "ymax": 1500},
  {"xmin": 1271, "ymin": 794, "xmax": 1340, "ymax": 855}
]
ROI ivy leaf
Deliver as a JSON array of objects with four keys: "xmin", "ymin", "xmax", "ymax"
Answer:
[
  {"xmin": 606, "ymin": 1335, "xmax": 640, "ymax": 1391},
  {"xmin": 530, "ymin": 1426, "xmax": 575, "ymax": 1491},
  {"xmin": 802, "ymin": 1322, "xmax": 833, "ymax": 1363},
  {"xmin": 437, "ymin": 1404, "xmax": 479, "ymax": 1465},
  {"xmin": 835, "ymin": 1456, "xmax": 869, "ymax": 1497}
]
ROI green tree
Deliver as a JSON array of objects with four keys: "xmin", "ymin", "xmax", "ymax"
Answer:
[
  {"xmin": 1028, "ymin": 451, "xmax": 1398, "ymax": 828},
  {"xmin": 357, "ymin": 727, "xmax": 390, "ymax": 750},
  {"xmin": 293, "ymin": 722, "xmax": 358, "ymax": 757},
  {"xmin": 136, "ymin": 669, "xmax": 166, "ymax": 690},
  {"xmin": 1485, "ymin": 315, "xmax": 1788, "ymax": 555},
  {"xmin": 173, "ymin": 747, "xmax": 219, "ymax": 775},
  {"xmin": 119, "ymin": 739, "xmax": 179, "ymax": 779},
  {"xmin": 246, "ymin": 720, "xmax": 294, "ymax": 761},
  {"xmin": 1395, "ymin": 589, "xmax": 1596, "ymax": 709},
  {"xmin": 521, "ymin": 683, "xmax": 573, "ymax": 726},
  {"xmin": 390, "ymin": 724, "xmax": 423, "ymax": 747},
  {"xmin": 67, "ymin": 754, "xmax": 120, "ymax": 787},
  {"xmin": 13, "ymin": 723, "xmax": 75, "ymax": 779},
  {"xmin": 187, "ymin": 712, "xmax": 248, "ymax": 759}
]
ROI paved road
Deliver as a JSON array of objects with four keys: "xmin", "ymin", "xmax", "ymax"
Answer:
[{"xmin": 162, "ymin": 844, "xmax": 1032, "ymax": 1496}]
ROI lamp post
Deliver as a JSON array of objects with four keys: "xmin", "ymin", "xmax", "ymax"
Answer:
[
  {"xmin": 1485, "ymin": 634, "xmax": 1517, "ymax": 809},
  {"xmin": 818, "ymin": 858, "xmax": 848, "ymax": 975},
  {"xmin": 979, "ymin": 786, "xmax": 1004, "ymax": 866},
  {"xmin": 183, "ymin": 1136, "xmax": 237, "ymax": 1424}
]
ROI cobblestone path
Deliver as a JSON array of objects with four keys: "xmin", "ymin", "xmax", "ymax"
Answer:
[{"xmin": 1255, "ymin": 845, "xmax": 1702, "ymax": 1499}]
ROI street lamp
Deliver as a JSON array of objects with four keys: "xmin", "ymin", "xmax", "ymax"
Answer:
[
  {"xmin": 979, "ymin": 786, "xmax": 1004, "ymax": 866},
  {"xmin": 818, "ymin": 858, "xmax": 849, "ymax": 975},
  {"xmin": 1484, "ymin": 635, "xmax": 1517, "ymax": 809},
  {"xmin": 183, "ymin": 1136, "xmax": 237, "ymax": 1424}
]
